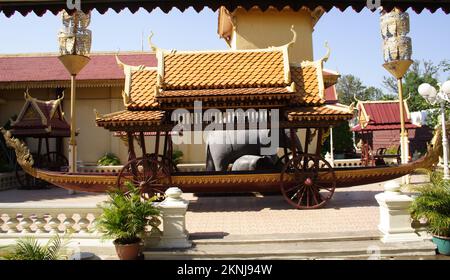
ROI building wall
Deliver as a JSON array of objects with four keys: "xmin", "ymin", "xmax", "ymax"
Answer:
[
  {"xmin": 230, "ymin": 7, "xmax": 315, "ymax": 63},
  {"xmin": 0, "ymin": 86, "xmax": 210, "ymax": 165},
  {"xmin": 368, "ymin": 127, "xmax": 433, "ymax": 155}
]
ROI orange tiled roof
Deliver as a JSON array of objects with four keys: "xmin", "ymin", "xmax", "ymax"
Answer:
[
  {"xmin": 120, "ymin": 48, "xmax": 327, "ymax": 110},
  {"xmin": 286, "ymin": 104, "xmax": 353, "ymax": 121},
  {"xmin": 96, "ymin": 110, "xmax": 164, "ymax": 127},
  {"xmin": 127, "ymin": 69, "xmax": 159, "ymax": 110},
  {"xmin": 162, "ymin": 50, "xmax": 288, "ymax": 90},
  {"xmin": 290, "ymin": 65, "xmax": 323, "ymax": 105}
]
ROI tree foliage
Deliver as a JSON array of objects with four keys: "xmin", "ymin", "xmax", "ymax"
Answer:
[
  {"xmin": 322, "ymin": 121, "xmax": 354, "ymax": 155},
  {"xmin": 382, "ymin": 59, "xmax": 450, "ymax": 127},
  {"xmin": 336, "ymin": 74, "xmax": 394, "ymax": 105}
]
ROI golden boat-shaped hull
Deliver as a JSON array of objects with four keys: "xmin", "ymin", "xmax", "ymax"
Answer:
[{"xmin": 2, "ymin": 127, "xmax": 442, "ymax": 194}]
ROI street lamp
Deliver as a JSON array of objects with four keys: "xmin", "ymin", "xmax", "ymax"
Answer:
[
  {"xmin": 57, "ymin": 10, "xmax": 91, "ymax": 174},
  {"xmin": 418, "ymin": 81, "xmax": 450, "ymax": 180}
]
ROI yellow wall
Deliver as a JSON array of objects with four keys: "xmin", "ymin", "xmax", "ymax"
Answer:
[
  {"xmin": 0, "ymin": 87, "xmax": 207, "ymax": 165},
  {"xmin": 231, "ymin": 8, "xmax": 315, "ymax": 63}
]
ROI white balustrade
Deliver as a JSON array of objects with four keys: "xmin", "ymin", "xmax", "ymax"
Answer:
[{"xmin": 0, "ymin": 205, "xmax": 103, "ymax": 238}]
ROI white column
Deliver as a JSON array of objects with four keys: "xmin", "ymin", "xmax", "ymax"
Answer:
[
  {"xmin": 156, "ymin": 187, "xmax": 192, "ymax": 249},
  {"xmin": 375, "ymin": 180, "xmax": 422, "ymax": 243},
  {"xmin": 440, "ymin": 101, "xmax": 450, "ymax": 180}
]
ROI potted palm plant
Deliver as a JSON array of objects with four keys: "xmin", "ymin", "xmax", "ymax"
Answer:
[
  {"xmin": 410, "ymin": 172, "xmax": 450, "ymax": 255},
  {"xmin": 96, "ymin": 181, "xmax": 160, "ymax": 260}
]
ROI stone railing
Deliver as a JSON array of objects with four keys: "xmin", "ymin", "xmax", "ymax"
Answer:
[
  {"xmin": 78, "ymin": 163, "xmax": 207, "ymax": 173},
  {"xmin": 325, "ymin": 158, "xmax": 398, "ymax": 168},
  {"xmin": 77, "ymin": 164, "xmax": 122, "ymax": 174},
  {"xmin": 0, "ymin": 188, "xmax": 192, "ymax": 253},
  {"xmin": 0, "ymin": 205, "xmax": 103, "ymax": 238},
  {"xmin": 176, "ymin": 163, "xmax": 206, "ymax": 172}
]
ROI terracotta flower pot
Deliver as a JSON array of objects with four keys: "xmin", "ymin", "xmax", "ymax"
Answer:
[{"xmin": 114, "ymin": 240, "xmax": 142, "ymax": 260}]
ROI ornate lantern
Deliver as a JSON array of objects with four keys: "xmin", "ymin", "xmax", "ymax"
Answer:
[
  {"xmin": 58, "ymin": 11, "xmax": 92, "ymax": 56},
  {"xmin": 381, "ymin": 10, "xmax": 412, "ymax": 63}
]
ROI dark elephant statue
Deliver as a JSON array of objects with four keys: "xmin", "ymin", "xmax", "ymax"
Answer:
[{"xmin": 205, "ymin": 129, "xmax": 302, "ymax": 171}]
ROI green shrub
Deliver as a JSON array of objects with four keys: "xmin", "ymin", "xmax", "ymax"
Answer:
[
  {"xmin": 97, "ymin": 153, "xmax": 121, "ymax": 166},
  {"xmin": 2, "ymin": 235, "xmax": 69, "ymax": 260},
  {"xmin": 385, "ymin": 145, "xmax": 399, "ymax": 155},
  {"xmin": 96, "ymin": 181, "xmax": 160, "ymax": 244},
  {"xmin": 172, "ymin": 150, "xmax": 183, "ymax": 165},
  {"xmin": 410, "ymin": 172, "xmax": 450, "ymax": 237}
]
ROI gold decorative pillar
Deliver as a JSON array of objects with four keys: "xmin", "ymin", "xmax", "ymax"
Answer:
[
  {"xmin": 380, "ymin": 8, "xmax": 413, "ymax": 183},
  {"xmin": 57, "ymin": 11, "xmax": 91, "ymax": 173}
]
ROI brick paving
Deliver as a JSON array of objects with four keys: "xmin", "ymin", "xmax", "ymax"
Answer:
[{"xmin": 0, "ymin": 175, "xmax": 429, "ymax": 236}]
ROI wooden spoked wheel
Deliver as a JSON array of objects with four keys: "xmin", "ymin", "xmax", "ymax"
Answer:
[
  {"xmin": 144, "ymin": 153, "xmax": 179, "ymax": 173},
  {"xmin": 280, "ymin": 153, "xmax": 336, "ymax": 209},
  {"xmin": 38, "ymin": 152, "xmax": 69, "ymax": 172},
  {"xmin": 117, "ymin": 156, "xmax": 171, "ymax": 200}
]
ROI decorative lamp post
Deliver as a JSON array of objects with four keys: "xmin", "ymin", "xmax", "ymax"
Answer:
[
  {"xmin": 380, "ymin": 8, "xmax": 413, "ymax": 183},
  {"xmin": 418, "ymin": 81, "xmax": 450, "ymax": 180},
  {"xmin": 57, "ymin": 11, "xmax": 91, "ymax": 173}
]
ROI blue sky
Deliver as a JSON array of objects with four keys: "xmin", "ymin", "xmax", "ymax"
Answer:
[{"xmin": 0, "ymin": 7, "xmax": 449, "ymax": 90}]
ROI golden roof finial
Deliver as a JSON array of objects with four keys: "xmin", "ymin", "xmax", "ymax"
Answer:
[
  {"xmin": 93, "ymin": 109, "xmax": 103, "ymax": 120},
  {"xmin": 24, "ymin": 88, "xmax": 32, "ymax": 100},
  {"xmin": 148, "ymin": 31, "xmax": 159, "ymax": 52},
  {"xmin": 115, "ymin": 52, "xmax": 126, "ymax": 69},
  {"xmin": 121, "ymin": 90, "xmax": 131, "ymax": 107},
  {"xmin": 320, "ymin": 41, "xmax": 331, "ymax": 64},
  {"xmin": 287, "ymin": 25, "xmax": 297, "ymax": 48},
  {"xmin": 57, "ymin": 91, "xmax": 65, "ymax": 102}
]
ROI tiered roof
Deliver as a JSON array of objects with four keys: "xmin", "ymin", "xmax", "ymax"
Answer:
[
  {"xmin": 11, "ymin": 91, "xmax": 70, "ymax": 137},
  {"xmin": 96, "ymin": 37, "xmax": 353, "ymax": 131}
]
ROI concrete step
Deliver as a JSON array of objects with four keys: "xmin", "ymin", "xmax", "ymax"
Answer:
[
  {"xmin": 144, "ymin": 232, "xmax": 437, "ymax": 260},
  {"xmin": 189, "ymin": 230, "xmax": 381, "ymax": 245}
]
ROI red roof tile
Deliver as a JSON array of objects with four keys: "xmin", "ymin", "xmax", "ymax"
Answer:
[
  {"xmin": 354, "ymin": 101, "xmax": 419, "ymax": 131},
  {"xmin": 0, "ymin": 53, "xmax": 157, "ymax": 83},
  {"xmin": 362, "ymin": 101, "xmax": 411, "ymax": 125},
  {"xmin": 352, "ymin": 123, "xmax": 418, "ymax": 131}
]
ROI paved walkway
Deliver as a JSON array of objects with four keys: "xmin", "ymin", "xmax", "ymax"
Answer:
[{"xmin": 0, "ymin": 175, "xmax": 429, "ymax": 236}]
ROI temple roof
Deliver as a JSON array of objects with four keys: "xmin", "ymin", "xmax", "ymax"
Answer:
[
  {"xmin": 95, "ymin": 110, "xmax": 165, "ymax": 130},
  {"xmin": 286, "ymin": 104, "xmax": 353, "ymax": 122},
  {"xmin": 118, "ymin": 43, "xmax": 327, "ymax": 110},
  {"xmin": 10, "ymin": 91, "xmax": 70, "ymax": 137},
  {"xmin": 0, "ymin": 53, "xmax": 157, "ymax": 89},
  {"xmin": 351, "ymin": 100, "xmax": 419, "ymax": 132},
  {"xmin": 2, "ymin": 1, "xmax": 449, "ymax": 17}
]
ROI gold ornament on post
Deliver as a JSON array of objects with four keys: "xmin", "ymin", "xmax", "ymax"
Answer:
[
  {"xmin": 380, "ymin": 8, "xmax": 413, "ymax": 183},
  {"xmin": 57, "ymin": 10, "xmax": 92, "ymax": 174}
]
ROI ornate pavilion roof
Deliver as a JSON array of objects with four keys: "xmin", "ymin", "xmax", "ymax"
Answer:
[
  {"xmin": 115, "ymin": 38, "xmax": 328, "ymax": 111},
  {"xmin": 2, "ymin": 1, "xmax": 449, "ymax": 17},
  {"xmin": 96, "ymin": 36, "xmax": 353, "ymax": 130},
  {"xmin": 10, "ymin": 91, "xmax": 70, "ymax": 137},
  {"xmin": 351, "ymin": 100, "xmax": 419, "ymax": 132}
]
